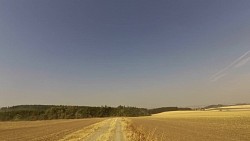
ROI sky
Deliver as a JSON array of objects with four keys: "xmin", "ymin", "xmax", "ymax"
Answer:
[{"xmin": 0, "ymin": 0, "xmax": 250, "ymax": 108}]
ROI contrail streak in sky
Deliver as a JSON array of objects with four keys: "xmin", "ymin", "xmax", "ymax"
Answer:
[{"xmin": 210, "ymin": 50, "xmax": 250, "ymax": 81}]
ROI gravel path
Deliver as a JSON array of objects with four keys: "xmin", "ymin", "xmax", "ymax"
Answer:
[
  {"xmin": 113, "ymin": 118, "xmax": 126, "ymax": 141},
  {"xmin": 85, "ymin": 118, "xmax": 126, "ymax": 141}
]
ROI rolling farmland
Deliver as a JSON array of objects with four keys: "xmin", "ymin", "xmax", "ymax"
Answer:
[
  {"xmin": 0, "ymin": 105, "xmax": 249, "ymax": 141},
  {"xmin": 129, "ymin": 105, "xmax": 250, "ymax": 141},
  {"xmin": 0, "ymin": 118, "xmax": 128, "ymax": 141}
]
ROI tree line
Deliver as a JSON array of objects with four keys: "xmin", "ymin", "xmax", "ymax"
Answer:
[
  {"xmin": 148, "ymin": 107, "xmax": 191, "ymax": 114},
  {"xmin": 0, "ymin": 105, "xmax": 150, "ymax": 121},
  {"xmin": 0, "ymin": 105, "xmax": 192, "ymax": 121}
]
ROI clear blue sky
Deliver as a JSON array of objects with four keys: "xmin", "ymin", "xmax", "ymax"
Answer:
[{"xmin": 1, "ymin": 0, "xmax": 250, "ymax": 108}]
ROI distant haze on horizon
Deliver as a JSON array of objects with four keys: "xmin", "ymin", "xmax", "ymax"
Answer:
[{"xmin": 0, "ymin": 0, "xmax": 250, "ymax": 108}]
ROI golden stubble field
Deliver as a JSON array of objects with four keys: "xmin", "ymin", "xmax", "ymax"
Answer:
[
  {"xmin": 0, "ymin": 118, "xmax": 127, "ymax": 141},
  {"xmin": 0, "ymin": 118, "xmax": 104, "ymax": 141},
  {"xmin": 0, "ymin": 105, "xmax": 249, "ymax": 141},
  {"xmin": 129, "ymin": 105, "xmax": 250, "ymax": 141}
]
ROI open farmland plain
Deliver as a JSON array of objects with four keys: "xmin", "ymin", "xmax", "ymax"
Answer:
[
  {"xmin": 0, "ymin": 105, "xmax": 249, "ymax": 141},
  {"xmin": 129, "ymin": 105, "xmax": 250, "ymax": 141}
]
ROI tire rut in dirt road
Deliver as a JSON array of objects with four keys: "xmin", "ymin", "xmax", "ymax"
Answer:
[
  {"xmin": 113, "ymin": 118, "xmax": 126, "ymax": 141},
  {"xmin": 85, "ymin": 118, "xmax": 126, "ymax": 141},
  {"xmin": 59, "ymin": 118, "xmax": 127, "ymax": 141},
  {"xmin": 85, "ymin": 118, "xmax": 113, "ymax": 141}
]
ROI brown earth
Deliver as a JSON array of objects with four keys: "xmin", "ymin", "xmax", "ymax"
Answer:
[
  {"xmin": 0, "ymin": 118, "xmax": 127, "ymax": 141},
  {"xmin": 1, "ymin": 107, "xmax": 249, "ymax": 141},
  {"xmin": 0, "ymin": 118, "xmax": 104, "ymax": 141}
]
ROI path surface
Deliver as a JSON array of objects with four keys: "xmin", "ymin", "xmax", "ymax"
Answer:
[
  {"xmin": 59, "ymin": 118, "xmax": 127, "ymax": 141},
  {"xmin": 86, "ymin": 118, "xmax": 126, "ymax": 141},
  {"xmin": 114, "ymin": 118, "xmax": 125, "ymax": 141}
]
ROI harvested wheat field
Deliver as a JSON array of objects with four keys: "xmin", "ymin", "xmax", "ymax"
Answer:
[
  {"xmin": 129, "ymin": 106, "xmax": 250, "ymax": 141},
  {"xmin": 0, "ymin": 118, "xmax": 104, "ymax": 141},
  {"xmin": 1, "ymin": 106, "xmax": 250, "ymax": 141},
  {"xmin": 0, "ymin": 118, "xmax": 130, "ymax": 141}
]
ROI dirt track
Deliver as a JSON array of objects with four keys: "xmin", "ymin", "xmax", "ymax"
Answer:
[{"xmin": 60, "ymin": 118, "xmax": 126, "ymax": 141}]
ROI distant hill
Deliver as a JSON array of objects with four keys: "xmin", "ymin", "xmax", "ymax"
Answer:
[
  {"xmin": 149, "ymin": 107, "xmax": 191, "ymax": 114},
  {"xmin": 203, "ymin": 104, "xmax": 226, "ymax": 109},
  {"xmin": 203, "ymin": 103, "xmax": 250, "ymax": 109}
]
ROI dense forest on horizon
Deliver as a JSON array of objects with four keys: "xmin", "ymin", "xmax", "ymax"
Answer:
[
  {"xmin": 0, "ymin": 105, "xmax": 192, "ymax": 121},
  {"xmin": 0, "ymin": 105, "xmax": 150, "ymax": 121}
]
